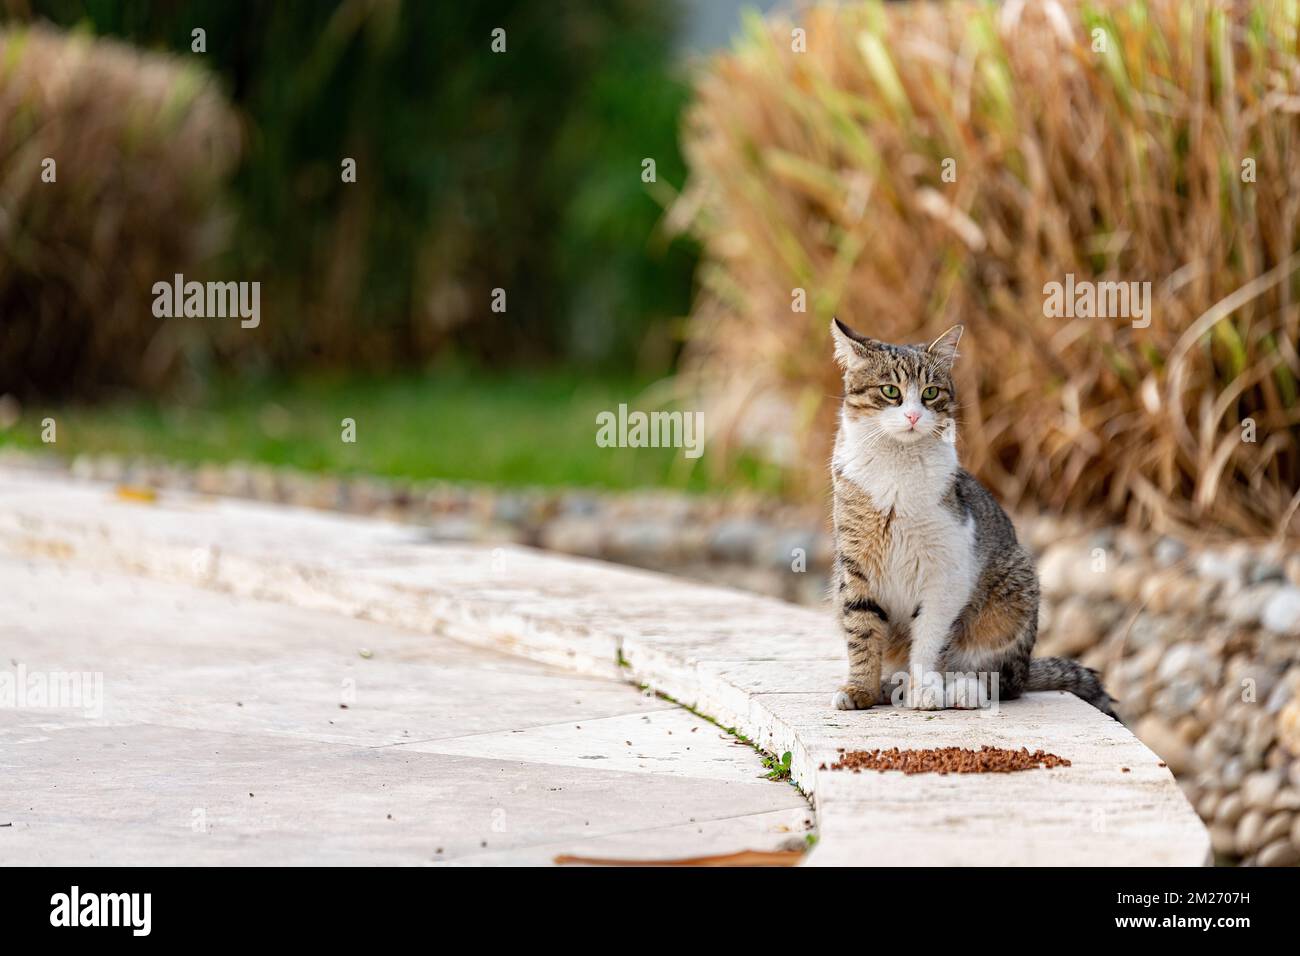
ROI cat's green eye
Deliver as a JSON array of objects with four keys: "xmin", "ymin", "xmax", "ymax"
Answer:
[
  {"xmin": 922, "ymin": 386, "xmax": 939, "ymax": 401},
  {"xmin": 880, "ymin": 384, "xmax": 901, "ymax": 400}
]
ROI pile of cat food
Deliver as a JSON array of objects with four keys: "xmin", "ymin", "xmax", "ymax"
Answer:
[{"xmin": 821, "ymin": 745, "xmax": 1071, "ymax": 775}]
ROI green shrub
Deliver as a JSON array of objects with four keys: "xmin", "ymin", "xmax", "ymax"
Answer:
[
  {"xmin": 0, "ymin": 25, "xmax": 238, "ymax": 399},
  {"xmin": 679, "ymin": 0, "xmax": 1300, "ymax": 536},
  {"xmin": 28, "ymin": 0, "xmax": 696, "ymax": 375}
]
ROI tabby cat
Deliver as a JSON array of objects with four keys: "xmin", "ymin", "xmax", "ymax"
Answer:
[{"xmin": 827, "ymin": 317, "xmax": 1116, "ymax": 716}]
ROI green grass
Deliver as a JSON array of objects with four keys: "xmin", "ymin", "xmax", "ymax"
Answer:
[
  {"xmin": 0, "ymin": 368, "xmax": 787, "ymax": 494},
  {"xmin": 761, "ymin": 750, "xmax": 794, "ymax": 782}
]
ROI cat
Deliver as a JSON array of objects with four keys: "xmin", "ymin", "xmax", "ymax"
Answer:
[{"xmin": 827, "ymin": 317, "xmax": 1117, "ymax": 717}]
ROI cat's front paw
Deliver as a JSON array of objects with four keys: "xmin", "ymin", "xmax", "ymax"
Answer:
[
  {"xmin": 904, "ymin": 672, "xmax": 944, "ymax": 710},
  {"xmin": 945, "ymin": 673, "xmax": 983, "ymax": 709},
  {"xmin": 832, "ymin": 684, "xmax": 875, "ymax": 710}
]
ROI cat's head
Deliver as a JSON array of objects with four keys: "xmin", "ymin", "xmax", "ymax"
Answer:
[{"xmin": 830, "ymin": 317, "xmax": 962, "ymax": 446}]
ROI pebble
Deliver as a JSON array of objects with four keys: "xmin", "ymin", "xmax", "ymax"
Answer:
[
  {"xmin": 538, "ymin": 518, "xmax": 603, "ymax": 558},
  {"xmin": 1214, "ymin": 792, "xmax": 1245, "ymax": 827},
  {"xmin": 1210, "ymin": 824, "xmax": 1237, "ymax": 856},
  {"xmin": 1175, "ymin": 714, "xmax": 1204, "ymax": 745},
  {"xmin": 1248, "ymin": 560, "xmax": 1286, "ymax": 586},
  {"xmin": 1157, "ymin": 644, "xmax": 1211, "ymax": 682},
  {"xmin": 192, "ymin": 463, "xmax": 225, "ymax": 496},
  {"xmin": 768, "ymin": 529, "xmax": 821, "ymax": 571},
  {"xmin": 557, "ymin": 493, "xmax": 596, "ymax": 517},
  {"xmin": 1257, "ymin": 837, "xmax": 1300, "ymax": 867},
  {"xmin": 1220, "ymin": 583, "xmax": 1283, "ymax": 627},
  {"xmin": 1262, "ymin": 586, "xmax": 1300, "ymax": 635},
  {"xmin": 1153, "ymin": 679, "xmax": 1201, "ymax": 719},
  {"xmin": 1037, "ymin": 545, "xmax": 1085, "ymax": 597},
  {"xmin": 1110, "ymin": 564, "xmax": 1147, "ymax": 603},
  {"xmin": 1286, "ymin": 555, "xmax": 1300, "ymax": 589},
  {"xmin": 605, "ymin": 522, "xmax": 680, "ymax": 564},
  {"xmin": 1140, "ymin": 569, "xmax": 1198, "ymax": 614},
  {"xmin": 491, "ymin": 494, "xmax": 531, "ymax": 526},
  {"xmin": 1265, "ymin": 679, "xmax": 1293, "ymax": 715},
  {"xmin": 1279, "ymin": 700, "xmax": 1300, "ymax": 758},
  {"xmin": 1222, "ymin": 758, "xmax": 1247, "ymax": 791},
  {"xmin": 1135, "ymin": 715, "xmax": 1192, "ymax": 776},
  {"xmin": 1258, "ymin": 810, "xmax": 1293, "ymax": 850},
  {"xmin": 69, "ymin": 454, "xmax": 95, "ymax": 481},
  {"xmin": 709, "ymin": 519, "xmax": 764, "ymax": 563},
  {"xmin": 1123, "ymin": 614, "xmax": 1170, "ymax": 651},
  {"xmin": 1038, "ymin": 598, "xmax": 1099, "ymax": 657},
  {"xmin": 1234, "ymin": 809, "xmax": 1266, "ymax": 854},
  {"xmin": 1241, "ymin": 770, "xmax": 1282, "ymax": 809},
  {"xmin": 1196, "ymin": 548, "xmax": 1249, "ymax": 585},
  {"xmin": 1153, "ymin": 536, "xmax": 1188, "ymax": 567},
  {"xmin": 1196, "ymin": 791, "xmax": 1220, "ymax": 820}
]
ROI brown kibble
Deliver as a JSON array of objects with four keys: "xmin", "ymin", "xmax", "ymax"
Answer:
[
  {"xmin": 1122, "ymin": 767, "xmax": 1131, "ymax": 773},
  {"xmin": 822, "ymin": 746, "xmax": 1071, "ymax": 775}
]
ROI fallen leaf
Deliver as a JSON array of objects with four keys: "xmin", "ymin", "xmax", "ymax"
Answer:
[{"xmin": 114, "ymin": 485, "xmax": 158, "ymax": 504}]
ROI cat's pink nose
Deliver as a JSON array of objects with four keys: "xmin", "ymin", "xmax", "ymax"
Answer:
[{"xmin": 905, "ymin": 411, "xmax": 921, "ymax": 427}]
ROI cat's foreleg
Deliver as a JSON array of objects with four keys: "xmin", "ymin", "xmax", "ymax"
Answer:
[
  {"xmin": 905, "ymin": 596, "xmax": 967, "ymax": 710},
  {"xmin": 831, "ymin": 591, "xmax": 885, "ymax": 711}
]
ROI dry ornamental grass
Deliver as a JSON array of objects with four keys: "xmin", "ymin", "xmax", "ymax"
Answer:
[
  {"xmin": 678, "ymin": 0, "xmax": 1300, "ymax": 539},
  {"xmin": 0, "ymin": 26, "xmax": 238, "ymax": 399}
]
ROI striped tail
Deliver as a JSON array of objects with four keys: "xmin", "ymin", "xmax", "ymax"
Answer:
[{"xmin": 1028, "ymin": 658, "xmax": 1119, "ymax": 720}]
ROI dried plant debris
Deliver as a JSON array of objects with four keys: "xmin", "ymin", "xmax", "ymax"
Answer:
[
  {"xmin": 553, "ymin": 848, "xmax": 803, "ymax": 867},
  {"xmin": 821, "ymin": 746, "xmax": 1071, "ymax": 775}
]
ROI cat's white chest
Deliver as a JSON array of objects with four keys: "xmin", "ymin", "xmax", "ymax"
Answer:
[
  {"xmin": 833, "ymin": 416, "xmax": 959, "ymax": 517},
  {"xmin": 876, "ymin": 508, "xmax": 975, "ymax": 618},
  {"xmin": 834, "ymin": 422, "xmax": 976, "ymax": 617}
]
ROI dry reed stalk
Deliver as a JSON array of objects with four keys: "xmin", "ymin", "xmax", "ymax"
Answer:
[{"xmin": 677, "ymin": 0, "xmax": 1300, "ymax": 539}]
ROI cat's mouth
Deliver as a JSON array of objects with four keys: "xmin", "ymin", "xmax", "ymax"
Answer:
[{"xmin": 890, "ymin": 428, "xmax": 928, "ymax": 444}]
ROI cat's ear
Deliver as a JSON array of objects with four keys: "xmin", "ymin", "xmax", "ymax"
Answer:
[
  {"xmin": 830, "ymin": 317, "xmax": 879, "ymax": 368},
  {"xmin": 927, "ymin": 325, "xmax": 963, "ymax": 367}
]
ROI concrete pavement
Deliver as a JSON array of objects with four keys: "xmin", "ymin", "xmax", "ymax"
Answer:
[
  {"xmin": 0, "ymin": 465, "xmax": 1211, "ymax": 865},
  {"xmin": 0, "ymin": 553, "xmax": 809, "ymax": 865}
]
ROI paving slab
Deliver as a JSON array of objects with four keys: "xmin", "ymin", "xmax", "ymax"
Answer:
[
  {"xmin": 2, "ymin": 722, "xmax": 806, "ymax": 866},
  {"xmin": 0, "ymin": 557, "xmax": 674, "ymax": 747},
  {"xmin": 0, "ymin": 552, "xmax": 807, "ymax": 865},
  {"xmin": 399, "ymin": 708, "xmax": 772, "ymax": 781},
  {"xmin": 0, "ymin": 467, "xmax": 1211, "ymax": 865}
]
